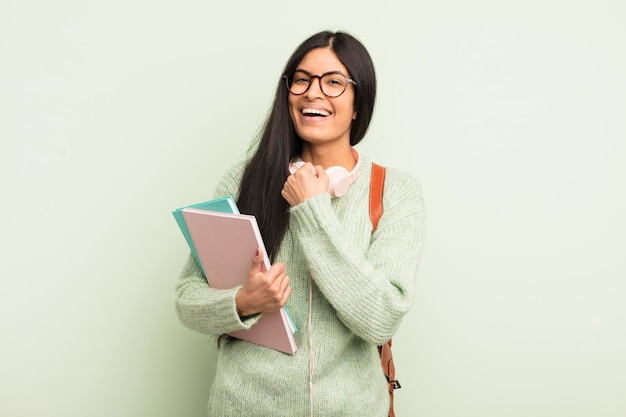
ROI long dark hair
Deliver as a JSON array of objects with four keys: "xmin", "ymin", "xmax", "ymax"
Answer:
[{"xmin": 236, "ymin": 31, "xmax": 377, "ymax": 261}]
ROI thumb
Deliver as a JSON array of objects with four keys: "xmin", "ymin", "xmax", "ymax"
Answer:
[
  {"xmin": 315, "ymin": 165, "xmax": 329, "ymax": 186},
  {"xmin": 250, "ymin": 247, "xmax": 264, "ymax": 273},
  {"xmin": 314, "ymin": 165, "xmax": 326, "ymax": 178}
]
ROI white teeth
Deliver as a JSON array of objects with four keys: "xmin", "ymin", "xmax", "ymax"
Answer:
[{"xmin": 302, "ymin": 108, "xmax": 331, "ymax": 117}]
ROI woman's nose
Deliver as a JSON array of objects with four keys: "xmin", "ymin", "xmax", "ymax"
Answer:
[{"xmin": 304, "ymin": 76, "xmax": 324, "ymax": 98}]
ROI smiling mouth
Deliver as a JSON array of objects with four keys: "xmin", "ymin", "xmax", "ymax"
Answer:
[{"xmin": 302, "ymin": 108, "xmax": 331, "ymax": 117}]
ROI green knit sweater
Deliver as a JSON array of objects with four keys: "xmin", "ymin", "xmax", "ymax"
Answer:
[{"xmin": 175, "ymin": 155, "xmax": 426, "ymax": 417}]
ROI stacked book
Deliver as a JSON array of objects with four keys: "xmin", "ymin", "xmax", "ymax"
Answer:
[{"xmin": 173, "ymin": 197, "xmax": 297, "ymax": 354}]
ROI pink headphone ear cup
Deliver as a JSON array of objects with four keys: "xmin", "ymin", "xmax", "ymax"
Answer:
[
  {"xmin": 325, "ymin": 166, "xmax": 350, "ymax": 197},
  {"xmin": 289, "ymin": 161, "xmax": 304, "ymax": 175}
]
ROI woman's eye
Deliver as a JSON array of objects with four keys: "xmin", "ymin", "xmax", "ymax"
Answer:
[
  {"xmin": 325, "ymin": 77, "xmax": 344, "ymax": 86},
  {"xmin": 292, "ymin": 71, "xmax": 311, "ymax": 84}
]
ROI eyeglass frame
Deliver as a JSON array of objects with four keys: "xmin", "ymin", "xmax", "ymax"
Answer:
[{"xmin": 283, "ymin": 69, "xmax": 357, "ymax": 98}]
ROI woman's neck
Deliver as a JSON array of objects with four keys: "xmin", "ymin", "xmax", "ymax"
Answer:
[{"xmin": 300, "ymin": 143, "xmax": 357, "ymax": 171}]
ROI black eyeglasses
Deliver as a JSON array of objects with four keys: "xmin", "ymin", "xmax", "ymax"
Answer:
[{"xmin": 284, "ymin": 70, "xmax": 357, "ymax": 98}]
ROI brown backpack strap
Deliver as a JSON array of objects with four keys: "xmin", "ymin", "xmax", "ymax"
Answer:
[
  {"xmin": 369, "ymin": 163, "xmax": 386, "ymax": 233},
  {"xmin": 369, "ymin": 163, "xmax": 400, "ymax": 417},
  {"xmin": 379, "ymin": 341, "xmax": 400, "ymax": 417}
]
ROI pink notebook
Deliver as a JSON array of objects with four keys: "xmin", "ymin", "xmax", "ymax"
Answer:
[{"xmin": 182, "ymin": 207, "xmax": 297, "ymax": 355}]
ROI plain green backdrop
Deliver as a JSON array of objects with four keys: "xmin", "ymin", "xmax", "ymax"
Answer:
[{"xmin": 1, "ymin": 1, "xmax": 624, "ymax": 416}]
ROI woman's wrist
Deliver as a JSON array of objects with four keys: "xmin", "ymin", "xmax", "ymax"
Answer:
[{"xmin": 235, "ymin": 287, "xmax": 256, "ymax": 318}]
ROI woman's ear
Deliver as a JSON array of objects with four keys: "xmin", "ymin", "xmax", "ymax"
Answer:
[{"xmin": 352, "ymin": 111, "xmax": 357, "ymax": 120}]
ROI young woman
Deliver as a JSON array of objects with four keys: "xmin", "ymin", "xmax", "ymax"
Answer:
[{"xmin": 175, "ymin": 30, "xmax": 426, "ymax": 417}]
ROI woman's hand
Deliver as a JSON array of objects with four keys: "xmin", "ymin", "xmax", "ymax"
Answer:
[
  {"xmin": 281, "ymin": 162, "xmax": 329, "ymax": 207},
  {"xmin": 235, "ymin": 249, "xmax": 292, "ymax": 317}
]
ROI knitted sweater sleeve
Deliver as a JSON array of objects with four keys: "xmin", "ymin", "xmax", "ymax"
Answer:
[
  {"xmin": 288, "ymin": 167, "xmax": 426, "ymax": 345},
  {"xmin": 174, "ymin": 163, "xmax": 261, "ymax": 335}
]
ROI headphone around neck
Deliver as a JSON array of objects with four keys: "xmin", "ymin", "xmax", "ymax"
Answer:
[{"xmin": 288, "ymin": 148, "xmax": 362, "ymax": 198}]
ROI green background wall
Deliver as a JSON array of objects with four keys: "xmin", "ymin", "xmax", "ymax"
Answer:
[{"xmin": 1, "ymin": 1, "xmax": 624, "ymax": 416}]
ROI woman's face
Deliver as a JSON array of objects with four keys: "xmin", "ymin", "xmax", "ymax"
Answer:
[{"xmin": 288, "ymin": 48, "xmax": 356, "ymax": 148}]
